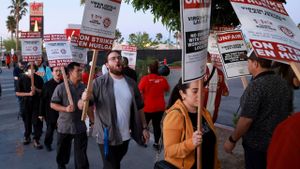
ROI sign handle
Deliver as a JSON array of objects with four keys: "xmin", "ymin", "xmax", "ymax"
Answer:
[
  {"xmin": 197, "ymin": 79, "xmax": 203, "ymax": 169},
  {"xmin": 30, "ymin": 62, "xmax": 35, "ymax": 89},
  {"xmin": 240, "ymin": 76, "xmax": 249, "ymax": 89},
  {"xmin": 61, "ymin": 66, "xmax": 74, "ymax": 106},
  {"xmin": 81, "ymin": 49, "xmax": 99, "ymax": 121},
  {"xmin": 290, "ymin": 62, "xmax": 300, "ymax": 81}
]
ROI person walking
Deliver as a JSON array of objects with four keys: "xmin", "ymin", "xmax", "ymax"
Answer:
[
  {"xmin": 35, "ymin": 58, "xmax": 53, "ymax": 83},
  {"xmin": 163, "ymin": 78, "xmax": 220, "ymax": 169},
  {"xmin": 15, "ymin": 64, "xmax": 44, "ymax": 149},
  {"xmin": 79, "ymin": 50, "xmax": 150, "ymax": 169},
  {"xmin": 6, "ymin": 53, "xmax": 11, "ymax": 69},
  {"xmin": 51, "ymin": 62, "xmax": 89, "ymax": 169},
  {"xmin": 138, "ymin": 60, "xmax": 169, "ymax": 150},
  {"xmin": 39, "ymin": 66, "xmax": 62, "ymax": 151},
  {"xmin": 223, "ymin": 51, "xmax": 293, "ymax": 169}
]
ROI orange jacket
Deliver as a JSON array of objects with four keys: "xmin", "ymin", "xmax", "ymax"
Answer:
[{"xmin": 163, "ymin": 99, "xmax": 220, "ymax": 169}]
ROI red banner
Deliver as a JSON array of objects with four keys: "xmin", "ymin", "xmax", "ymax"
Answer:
[
  {"xmin": 77, "ymin": 33, "xmax": 114, "ymax": 50},
  {"xmin": 217, "ymin": 32, "xmax": 244, "ymax": 43},
  {"xmin": 250, "ymin": 39, "xmax": 300, "ymax": 63}
]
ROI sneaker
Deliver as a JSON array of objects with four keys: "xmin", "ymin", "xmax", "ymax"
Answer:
[
  {"xmin": 153, "ymin": 143, "xmax": 160, "ymax": 151},
  {"xmin": 23, "ymin": 137, "xmax": 31, "ymax": 145},
  {"xmin": 33, "ymin": 140, "xmax": 43, "ymax": 150}
]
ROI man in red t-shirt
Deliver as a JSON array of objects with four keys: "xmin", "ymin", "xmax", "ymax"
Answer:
[
  {"xmin": 203, "ymin": 53, "xmax": 229, "ymax": 123},
  {"xmin": 267, "ymin": 112, "xmax": 300, "ymax": 169},
  {"xmin": 138, "ymin": 60, "xmax": 169, "ymax": 150}
]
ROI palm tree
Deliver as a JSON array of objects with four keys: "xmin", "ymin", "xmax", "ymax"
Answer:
[
  {"xmin": 155, "ymin": 33, "xmax": 163, "ymax": 43},
  {"xmin": 80, "ymin": 0, "xmax": 85, "ymax": 5},
  {"xmin": 6, "ymin": 16, "xmax": 16, "ymax": 39},
  {"xmin": 8, "ymin": 0, "xmax": 28, "ymax": 52}
]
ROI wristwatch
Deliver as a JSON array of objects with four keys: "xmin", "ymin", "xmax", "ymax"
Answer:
[{"xmin": 229, "ymin": 135, "xmax": 237, "ymax": 144}]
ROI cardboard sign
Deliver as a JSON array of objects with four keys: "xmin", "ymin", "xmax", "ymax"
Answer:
[
  {"xmin": 180, "ymin": 0, "xmax": 211, "ymax": 83},
  {"xmin": 78, "ymin": 0, "xmax": 121, "ymax": 50},
  {"xmin": 230, "ymin": 0, "xmax": 300, "ymax": 63},
  {"xmin": 70, "ymin": 36, "xmax": 88, "ymax": 64},
  {"xmin": 44, "ymin": 34, "xmax": 72, "ymax": 67},
  {"xmin": 20, "ymin": 32, "xmax": 42, "ymax": 62},
  {"xmin": 121, "ymin": 45, "xmax": 137, "ymax": 69},
  {"xmin": 216, "ymin": 30, "xmax": 250, "ymax": 78}
]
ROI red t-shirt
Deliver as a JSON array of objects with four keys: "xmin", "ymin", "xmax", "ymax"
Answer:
[
  {"xmin": 267, "ymin": 112, "xmax": 300, "ymax": 169},
  {"xmin": 138, "ymin": 74, "xmax": 170, "ymax": 113},
  {"xmin": 82, "ymin": 72, "xmax": 89, "ymax": 85}
]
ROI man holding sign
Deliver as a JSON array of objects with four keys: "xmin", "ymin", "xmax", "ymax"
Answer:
[
  {"xmin": 51, "ymin": 62, "xmax": 89, "ymax": 169},
  {"xmin": 224, "ymin": 51, "xmax": 293, "ymax": 169},
  {"xmin": 79, "ymin": 51, "xmax": 149, "ymax": 169}
]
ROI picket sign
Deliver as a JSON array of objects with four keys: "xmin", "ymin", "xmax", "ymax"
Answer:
[
  {"xmin": 44, "ymin": 34, "xmax": 73, "ymax": 106},
  {"xmin": 290, "ymin": 62, "xmax": 300, "ymax": 81},
  {"xmin": 80, "ymin": 0, "xmax": 122, "ymax": 120},
  {"xmin": 180, "ymin": 0, "xmax": 212, "ymax": 168}
]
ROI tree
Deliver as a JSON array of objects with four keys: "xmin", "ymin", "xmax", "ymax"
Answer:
[
  {"xmin": 3, "ymin": 39, "xmax": 21, "ymax": 52},
  {"xmin": 6, "ymin": 16, "xmax": 16, "ymax": 39},
  {"xmin": 8, "ymin": 0, "xmax": 28, "ymax": 52},
  {"xmin": 124, "ymin": 0, "xmax": 286, "ymax": 31},
  {"xmin": 127, "ymin": 32, "xmax": 157, "ymax": 49},
  {"xmin": 155, "ymin": 33, "xmax": 163, "ymax": 43},
  {"xmin": 115, "ymin": 29, "xmax": 124, "ymax": 44}
]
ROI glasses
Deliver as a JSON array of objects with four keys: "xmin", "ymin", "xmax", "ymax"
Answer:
[{"xmin": 108, "ymin": 56, "xmax": 122, "ymax": 62}]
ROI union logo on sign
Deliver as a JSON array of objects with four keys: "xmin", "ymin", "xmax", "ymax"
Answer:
[
  {"xmin": 103, "ymin": 17, "xmax": 111, "ymax": 28},
  {"xmin": 279, "ymin": 25, "xmax": 294, "ymax": 38}
]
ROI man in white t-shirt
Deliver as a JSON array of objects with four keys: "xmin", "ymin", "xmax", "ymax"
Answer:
[{"xmin": 79, "ymin": 50, "xmax": 150, "ymax": 169}]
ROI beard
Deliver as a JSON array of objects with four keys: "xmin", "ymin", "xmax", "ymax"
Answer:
[{"xmin": 110, "ymin": 68, "xmax": 123, "ymax": 76}]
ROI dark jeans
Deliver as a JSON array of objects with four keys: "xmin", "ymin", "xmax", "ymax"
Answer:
[
  {"xmin": 145, "ymin": 111, "xmax": 164, "ymax": 144},
  {"xmin": 98, "ymin": 140, "xmax": 130, "ymax": 169},
  {"xmin": 243, "ymin": 143, "xmax": 267, "ymax": 169},
  {"xmin": 44, "ymin": 122, "xmax": 57, "ymax": 146},
  {"xmin": 56, "ymin": 132, "xmax": 89, "ymax": 169},
  {"xmin": 21, "ymin": 111, "xmax": 42, "ymax": 140}
]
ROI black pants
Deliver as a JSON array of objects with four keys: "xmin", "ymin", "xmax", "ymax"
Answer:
[
  {"xmin": 21, "ymin": 111, "xmax": 42, "ymax": 140},
  {"xmin": 44, "ymin": 122, "xmax": 57, "ymax": 146},
  {"xmin": 56, "ymin": 132, "xmax": 89, "ymax": 169},
  {"xmin": 243, "ymin": 143, "xmax": 267, "ymax": 169},
  {"xmin": 99, "ymin": 140, "xmax": 130, "ymax": 169},
  {"xmin": 145, "ymin": 112, "xmax": 164, "ymax": 144}
]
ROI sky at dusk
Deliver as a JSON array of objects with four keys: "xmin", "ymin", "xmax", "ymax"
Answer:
[{"xmin": 0, "ymin": 0, "xmax": 299, "ymax": 42}]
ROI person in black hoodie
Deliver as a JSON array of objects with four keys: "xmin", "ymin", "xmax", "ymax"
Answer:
[
  {"xmin": 39, "ymin": 66, "xmax": 62, "ymax": 151},
  {"xmin": 16, "ymin": 64, "xmax": 44, "ymax": 149}
]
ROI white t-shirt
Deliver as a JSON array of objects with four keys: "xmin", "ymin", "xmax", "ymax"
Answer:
[{"xmin": 113, "ymin": 77, "xmax": 132, "ymax": 141}]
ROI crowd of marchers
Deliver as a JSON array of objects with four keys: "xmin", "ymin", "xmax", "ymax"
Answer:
[{"xmin": 9, "ymin": 50, "xmax": 300, "ymax": 169}]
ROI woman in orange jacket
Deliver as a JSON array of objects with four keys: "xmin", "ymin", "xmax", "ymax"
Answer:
[{"xmin": 163, "ymin": 78, "xmax": 220, "ymax": 169}]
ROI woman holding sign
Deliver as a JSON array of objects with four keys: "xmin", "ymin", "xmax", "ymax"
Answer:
[{"xmin": 163, "ymin": 78, "xmax": 220, "ymax": 169}]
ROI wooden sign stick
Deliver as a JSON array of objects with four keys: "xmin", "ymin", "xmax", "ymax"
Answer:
[
  {"xmin": 30, "ymin": 62, "xmax": 35, "ymax": 89},
  {"xmin": 240, "ymin": 76, "xmax": 249, "ymax": 89},
  {"xmin": 81, "ymin": 49, "xmax": 99, "ymax": 121},
  {"xmin": 61, "ymin": 66, "xmax": 74, "ymax": 106},
  {"xmin": 290, "ymin": 62, "xmax": 300, "ymax": 81},
  {"xmin": 197, "ymin": 79, "xmax": 204, "ymax": 169}
]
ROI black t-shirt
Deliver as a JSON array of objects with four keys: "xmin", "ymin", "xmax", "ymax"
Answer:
[
  {"xmin": 16, "ymin": 73, "xmax": 44, "ymax": 112},
  {"xmin": 188, "ymin": 112, "xmax": 216, "ymax": 169},
  {"xmin": 122, "ymin": 67, "xmax": 137, "ymax": 82},
  {"xmin": 13, "ymin": 67, "xmax": 24, "ymax": 88}
]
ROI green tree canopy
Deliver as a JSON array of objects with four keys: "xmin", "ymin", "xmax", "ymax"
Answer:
[{"xmin": 127, "ymin": 32, "xmax": 158, "ymax": 49}]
